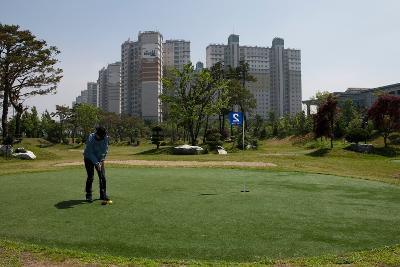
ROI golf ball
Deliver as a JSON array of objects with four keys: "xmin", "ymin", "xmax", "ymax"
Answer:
[{"xmin": 108, "ymin": 200, "xmax": 113, "ymax": 204}]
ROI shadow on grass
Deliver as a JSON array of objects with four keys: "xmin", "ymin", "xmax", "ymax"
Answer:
[
  {"xmin": 54, "ymin": 199, "xmax": 89, "ymax": 209},
  {"xmin": 136, "ymin": 147, "xmax": 174, "ymax": 155},
  {"xmin": 306, "ymin": 148, "xmax": 331, "ymax": 157},
  {"xmin": 37, "ymin": 143, "xmax": 56, "ymax": 148},
  {"xmin": 342, "ymin": 145, "xmax": 399, "ymax": 157},
  {"xmin": 372, "ymin": 147, "xmax": 399, "ymax": 157}
]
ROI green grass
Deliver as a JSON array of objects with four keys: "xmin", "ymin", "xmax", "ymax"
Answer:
[
  {"xmin": 1, "ymin": 167, "xmax": 400, "ymax": 262},
  {"xmin": 2, "ymin": 239, "xmax": 400, "ymax": 267},
  {"xmin": 1, "ymin": 137, "xmax": 400, "ymax": 186},
  {"xmin": 1, "ymin": 137, "xmax": 400, "ymax": 265}
]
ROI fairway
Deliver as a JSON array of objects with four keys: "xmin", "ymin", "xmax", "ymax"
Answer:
[{"xmin": 1, "ymin": 167, "xmax": 400, "ymax": 262}]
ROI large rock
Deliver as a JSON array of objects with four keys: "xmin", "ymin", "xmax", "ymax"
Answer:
[
  {"xmin": 350, "ymin": 144, "xmax": 374, "ymax": 153},
  {"xmin": 217, "ymin": 146, "xmax": 228, "ymax": 155},
  {"xmin": 173, "ymin": 144, "xmax": 204, "ymax": 155},
  {"xmin": 13, "ymin": 150, "xmax": 36, "ymax": 160}
]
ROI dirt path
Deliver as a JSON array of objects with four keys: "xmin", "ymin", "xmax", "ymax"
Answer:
[{"xmin": 54, "ymin": 159, "xmax": 277, "ymax": 168}]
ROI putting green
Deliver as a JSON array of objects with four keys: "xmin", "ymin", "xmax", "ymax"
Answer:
[{"xmin": 1, "ymin": 167, "xmax": 400, "ymax": 262}]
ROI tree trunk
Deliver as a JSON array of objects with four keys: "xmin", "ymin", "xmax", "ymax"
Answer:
[
  {"xmin": 190, "ymin": 125, "xmax": 196, "ymax": 146},
  {"xmin": 14, "ymin": 111, "xmax": 22, "ymax": 138},
  {"xmin": 219, "ymin": 114, "xmax": 222, "ymax": 135},
  {"xmin": 72, "ymin": 127, "xmax": 76, "ymax": 143},
  {"xmin": 384, "ymin": 134, "xmax": 388, "ymax": 148},
  {"xmin": 330, "ymin": 120, "xmax": 334, "ymax": 148},
  {"xmin": 59, "ymin": 120, "xmax": 63, "ymax": 143},
  {"xmin": 203, "ymin": 116, "xmax": 209, "ymax": 144},
  {"xmin": 222, "ymin": 114, "xmax": 226, "ymax": 135},
  {"xmin": 1, "ymin": 91, "xmax": 9, "ymax": 140}
]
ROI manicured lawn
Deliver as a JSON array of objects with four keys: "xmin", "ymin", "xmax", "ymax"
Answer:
[{"xmin": 1, "ymin": 167, "xmax": 400, "ymax": 262}]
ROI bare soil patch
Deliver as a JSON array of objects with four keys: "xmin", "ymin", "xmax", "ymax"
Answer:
[{"xmin": 54, "ymin": 160, "xmax": 277, "ymax": 168}]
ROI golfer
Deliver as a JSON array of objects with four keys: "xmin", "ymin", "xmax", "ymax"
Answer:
[{"xmin": 83, "ymin": 126, "xmax": 109, "ymax": 202}]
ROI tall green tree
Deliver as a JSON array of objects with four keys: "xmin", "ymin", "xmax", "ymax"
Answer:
[
  {"xmin": 51, "ymin": 105, "xmax": 71, "ymax": 143},
  {"xmin": 268, "ymin": 111, "xmax": 279, "ymax": 137},
  {"xmin": 0, "ymin": 24, "xmax": 63, "ymax": 140},
  {"xmin": 227, "ymin": 61, "xmax": 257, "ymax": 120},
  {"xmin": 293, "ymin": 111, "xmax": 312, "ymax": 136},
  {"xmin": 210, "ymin": 62, "xmax": 230, "ymax": 136},
  {"xmin": 40, "ymin": 110, "xmax": 61, "ymax": 143},
  {"xmin": 21, "ymin": 106, "xmax": 40, "ymax": 137},
  {"xmin": 74, "ymin": 103, "xmax": 99, "ymax": 142},
  {"xmin": 161, "ymin": 63, "xmax": 228, "ymax": 145},
  {"xmin": 311, "ymin": 91, "xmax": 331, "ymax": 106},
  {"xmin": 119, "ymin": 115, "xmax": 142, "ymax": 144}
]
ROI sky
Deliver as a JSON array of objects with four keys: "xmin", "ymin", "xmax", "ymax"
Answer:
[{"xmin": 1, "ymin": 0, "xmax": 399, "ymax": 114}]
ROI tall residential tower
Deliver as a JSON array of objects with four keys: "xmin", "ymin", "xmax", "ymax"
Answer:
[
  {"xmin": 121, "ymin": 33, "xmax": 190, "ymax": 122},
  {"xmin": 121, "ymin": 31, "xmax": 164, "ymax": 122},
  {"xmin": 98, "ymin": 62, "xmax": 121, "ymax": 114},
  {"xmin": 206, "ymin": 35, "xmax": 302, "ymax": 118}
]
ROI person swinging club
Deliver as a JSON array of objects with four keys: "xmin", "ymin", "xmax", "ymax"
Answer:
[{"xmin": 83, "ymin": 125, "xmax": 110, "ymax": 203}]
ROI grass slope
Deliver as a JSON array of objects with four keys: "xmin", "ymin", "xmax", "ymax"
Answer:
[
  {"xmin": 1, "ymin": 168, "xmax": 400, "ymax": 262},
  {"xmin": 1, "ymin": 137, "xmax": 399, "ymax": 185}
]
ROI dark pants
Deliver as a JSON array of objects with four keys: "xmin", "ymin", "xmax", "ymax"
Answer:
[{"xmin": 84, "ymin": 158, "xmax": 107, "ymax": 199}]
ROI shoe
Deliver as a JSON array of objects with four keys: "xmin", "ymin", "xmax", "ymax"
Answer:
[
  {"xmin": 100, "ymin": 195, "xmax": 109, "ymax": 201},
  {"xmin": 86, "ymin": 194, "xmax": 93, "ymax": 203}
]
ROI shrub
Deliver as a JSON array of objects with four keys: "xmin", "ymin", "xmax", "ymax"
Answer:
[
  {"xmin": 151, "ymin": 125, "xmax": 164, "ymax": 149},
  {"xmin": 345, "ymin": 118, "xmax": 367, "ymax": 144},
  {"xmin": 345, "ymin": 127, "xmax": 367, "ymax": 144},
  {"xmin": 236, "ymin": 133, "xmax": 258, "ymax": 150},
  {"xmin": 205, "ymin": 128, "xmax": 223, "ymax": 150}
]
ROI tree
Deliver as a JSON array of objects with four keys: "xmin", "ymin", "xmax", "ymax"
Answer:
[
  {"xmin": 293, "ymin": 111, "xmax": 312, "ymax": 136},
  {"xmin": 334, "ymin": 99, "xmax": 358, "ymax": 139},
  {"xmin": 314, "ymin": 94, "xmax": 338, "ymax": 148},
  {"xmin": 51, "ymin": 105, "xmax": 71, "ymax": 143},
  {"xmin": 368, "ymin": 95, "xmax": 400, "ymax": 147},
  {"xmin": 21, "ymin": 106, "xmax": 40, "ymax": 137},
  {"xmin": 210, "ymin": 62, "xmax": 230, "ymax": 136},
  {"xmin": 98, "ymin": 110, "xmax": 120, "ymax": 142},
  {"xmin": 161, "ymin": 63, "xmax": 228, "ymax": 145},
  {"xmin": 267, "ymin": 111, "xmax": 279, "ymax": 137},
  {"xmin": 227, "ymin": 61, "xmax": 257, "ymax": 121},
  {"xmin": 74, "ymin": 103, "xmax": 99, "ymax": 142},
  {"xmin": 205, "ymin": 128, "xmax": 223, "ymax": 150},
  {"xmin": 40, "ymin": 110, "xmax": 61, "ymax": 143},
  {"xmin": 311, "ymin": 91, "xmax": 331, "ymax": 106},
  {"xmin": 252, "ymin": 115, "xmax": 264, "ymax": 139},
  {"xmin": 119, "ymin": 115, "xmax": 142, "ymax": 144},
  {"xmin": 0, "ymin": 24, "xmax": 63, "ymax": 140},
  {"xmin": 345, "ymin": 117, "xmax": 367, "ymax": 145}
]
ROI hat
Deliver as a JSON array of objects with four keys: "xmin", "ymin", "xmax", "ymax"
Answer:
[{"xmin": 95, "ymin": 126, "xmax": 107, "ymax": 139}]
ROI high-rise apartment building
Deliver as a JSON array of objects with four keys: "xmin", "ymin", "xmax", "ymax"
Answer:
[
  {"xmin": 163, "ymin": 40, "xmax": 190, "ymax": 71},
  {"xmin": 86, "ymin": 82, "xmax": 98, "ymax": 107},
  {"xmin": 270, "ymin": 38, "xmax": 302, "ymax": 116},
  {"xmin": 206, "ymin": 35, "xmax": 302, "ymax": 118},
  {"xmin": 121, "ymin": 33, "xmax": 190, "ymax": 122},
  {"xmin": 98, "ymin": 62, "xmax": 121, "ymax": 114},
  {"xmin": 121, "ymin": 31, "xmax": 163, "ymax": 122},
  {"xmin": 206, "ymin": 44, "xmax": 225, "ymax": 69},
  {"xmin": 195, "ymin": 61, "xmax": 204, "ymax": 72},
  {"xmin": 121, "ymin": 39, "xmax": 140, "ymax": 116},
  {"xmin": 72, "ymin": 82, "xmax": 97, "ymax": 107}
]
